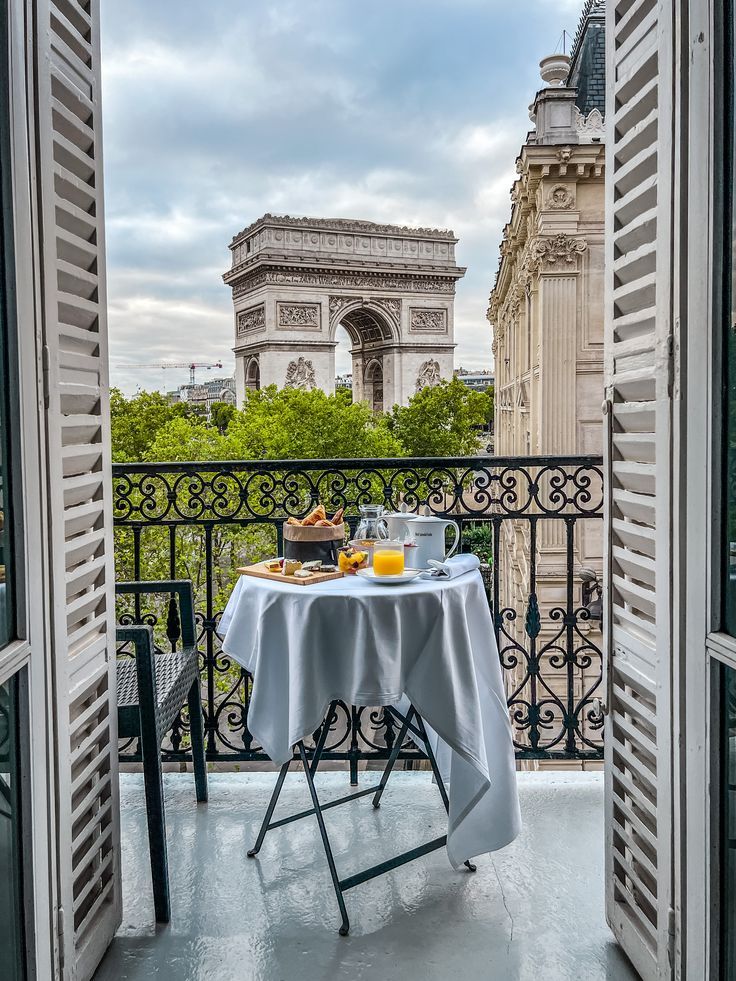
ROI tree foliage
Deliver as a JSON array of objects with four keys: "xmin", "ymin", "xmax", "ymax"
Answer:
[
  {"xmin": 109, "ymin": 388, "xmax": 192, "ymax": 463},
  {"xmin": 111, "ymin": 381, "xmax": 493, "ymax": 463},
  {"xmin": 387, "ymin": 377, "xmax": 491, "ymax": 457}
]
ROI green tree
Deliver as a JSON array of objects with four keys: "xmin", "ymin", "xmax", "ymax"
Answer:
[
  {"xmin": 210, "ymin": 401, "xmax": 237, "ymax": 433},
  {"xmin": 110, "ymin": 388, "xmax": 192, "ymax": 462},
  {"xmin": 143, "ymin": 414, "xmax": 228, "ymax": 462},
  {"xmin": 388, "ymin": 377, "xmax": 492, "ymax": 457},
  {"xmin": 219, "ymin": 386, "xmax": 402, "ymax": 460}
]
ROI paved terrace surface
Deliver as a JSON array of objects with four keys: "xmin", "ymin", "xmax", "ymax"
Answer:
[{"xmin": 95, "ymin": 771, "xmax": 639, "ymax": 981}]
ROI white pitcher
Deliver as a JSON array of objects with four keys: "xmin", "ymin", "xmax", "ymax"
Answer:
[{"xmin": 406, "ymin": 515, "xmax": 460, "ymax": 569}]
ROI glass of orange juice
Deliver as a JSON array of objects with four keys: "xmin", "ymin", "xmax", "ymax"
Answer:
[{"xmin": 372, "ymin": 540, "xmax": 405, "ymax": 576}]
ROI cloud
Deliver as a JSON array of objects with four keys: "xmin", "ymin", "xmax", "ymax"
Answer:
[{"xmin": 101, "ymin": 0, "xmax": 586, "ymax": 391}]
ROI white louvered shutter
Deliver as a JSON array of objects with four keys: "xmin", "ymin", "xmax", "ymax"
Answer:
[
  {"xmin": 604, "ymin": 0, "xmax": 674, "ymax": 978},
  {"xmin": 31, "ymin": 1, "xmax": 121, "ymax": 977}
]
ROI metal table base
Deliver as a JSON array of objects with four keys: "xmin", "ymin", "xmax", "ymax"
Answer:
[{"xmin": 247, "ymin": 702, "xmax": 476, "ymax": 935}]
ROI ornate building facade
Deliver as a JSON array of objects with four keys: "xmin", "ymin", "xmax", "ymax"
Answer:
[
  {"xmin": 223, "ymin": 214, "xmax": 465, "ymax": 409},
  {"xmin": 487, "ymin": 1, "xmax": 605, "ymax": 767}
]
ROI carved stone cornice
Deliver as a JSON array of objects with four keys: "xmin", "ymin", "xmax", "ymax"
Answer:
[{"xmin": 230, "ymin": 213, "xmax": 457, "ymax": 247}]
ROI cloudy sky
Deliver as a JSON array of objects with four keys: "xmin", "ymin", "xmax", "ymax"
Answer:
[{"xmin": 101, "ymin": 0, "xmax": 583, "ymax": 395}]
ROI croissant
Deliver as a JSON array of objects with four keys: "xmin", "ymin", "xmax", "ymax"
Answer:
[
  {"xmin": 331, "ymin": 507, "xmax": 344, "ymax": 526},
  {"xmin": 286, "ymin": 516, "xmax": 302, "ymax": 526},
  {"xmin": 302, "ymin": 504, "xmax": 326, "ymax": 526},
  {"xmin": 315, "ymin": 519, "xmax": 333, "ymax": 527}
]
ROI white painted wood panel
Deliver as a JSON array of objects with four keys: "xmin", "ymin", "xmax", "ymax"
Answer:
[
  {"xmin": 605, "ymin": 0, "xmax": 675, "ymax": 977},
  {"xmin": 29, "ymin": 1, "xmax": 120, "ymax": 977}
]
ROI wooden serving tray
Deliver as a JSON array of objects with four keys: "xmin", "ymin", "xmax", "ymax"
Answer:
[{"xmin": 237, "ymin": 561, "xmax": 344, "ymax": 586}]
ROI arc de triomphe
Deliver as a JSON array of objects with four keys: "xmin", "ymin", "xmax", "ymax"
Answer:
[{"xmin": 223, "ymin": 214, "xmax": 466, "ymax": 409}]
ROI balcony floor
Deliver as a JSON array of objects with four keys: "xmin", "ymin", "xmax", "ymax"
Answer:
[{"xmin": 95, "ymin": 770, "xmax": 638, "ymax": 981}]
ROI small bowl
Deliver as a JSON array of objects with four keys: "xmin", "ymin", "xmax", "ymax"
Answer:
[{"xmin": 349, "ymin": 539, "xmax": 380, "ymax": 565}]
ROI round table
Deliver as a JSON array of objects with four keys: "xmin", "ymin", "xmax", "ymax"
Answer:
[{"xmin": 219, "ymin": 568, "xmax": 521, "ymax": 867}]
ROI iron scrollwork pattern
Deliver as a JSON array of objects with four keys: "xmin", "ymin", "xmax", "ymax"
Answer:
[{"xmin": 112, "ymin": 455, "xmax": 604, "ymax": 772}]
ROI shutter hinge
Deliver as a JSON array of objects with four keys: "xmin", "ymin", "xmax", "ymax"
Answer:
[
  {"xmin": 667, "ymin": 906, "xmax": 676, "ymax": 966},
  {"xmin": 42, "ymin": 343, "xmax": 51, "ymax": 409},
  {"xmin": 55, "ymin": 905, "xmax": 65, "ymax": 972},
  {"xmin": 667, "ymin": 328, "xmax": 680, "ymax": 400}
]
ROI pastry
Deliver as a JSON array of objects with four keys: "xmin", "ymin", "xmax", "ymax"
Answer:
[
  {"xmin": 302, "ymin": 504, "xmax": 327, "ymax": 526},
  {"xmin": 331, "ymin": 508, "xmax": 344, "ymax": 525}
]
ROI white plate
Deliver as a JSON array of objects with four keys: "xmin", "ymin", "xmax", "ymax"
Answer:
[{"xmin": 355, "ymin": 567, "xmax": 426, "ymax": 586}]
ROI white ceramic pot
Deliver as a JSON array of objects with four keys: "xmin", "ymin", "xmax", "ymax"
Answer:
[
  {"xmin": 406, "ymin": 515, "xmax": 460, "ymax": 569},
  {"xmin": 384, "ymin": 504, "xmax": 415, "ymax": 543}
]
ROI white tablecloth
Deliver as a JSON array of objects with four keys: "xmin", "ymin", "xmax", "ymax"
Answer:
[{"xmin": 218, "ymin": 570, "xmax": 521, "ymax": 866}]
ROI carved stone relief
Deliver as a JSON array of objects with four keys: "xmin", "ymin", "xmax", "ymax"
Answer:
[
  {"xmin": 284, "ymin": 357, "xmax": 316, "ymax": 390},
  {"xmin": 237, "ymin": 305, "xmax": 265, "ymax": 335},
  {"xmin": 277, "ymin": 302, "xmax": 320, "ymax": 329},
  {"xmin": 545, "ymin": 184, "xmax": 575, "ymax": 210},
  {"xmin": 530, "ymin": 234, "xmax": 587, "ymax": 270},
  {"xmin": 574, "ymin": 106, "xmax": 604, "ymax": 141},
  {"xmin": 328, "ymin": 295, "xmax": 401, "ymax": 331},
  {"xmin": 416, "ymin": 359, "xmax": 442, "ymax": 393},
  {"xmin": 410, "ymin": 308, "xmax": 447, "ymax": 333},
  {"xmin": 233, "ymin": 270, "xmax": 456, "ymax": 300}
]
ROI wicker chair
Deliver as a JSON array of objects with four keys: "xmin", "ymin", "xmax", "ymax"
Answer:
[{"xmin": 116, "ymin": 580, "xmax": 207, "ymax": 922}]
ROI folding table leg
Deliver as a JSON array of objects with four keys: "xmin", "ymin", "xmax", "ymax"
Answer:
[
  {"xmin": 372, "ymin": 706, "xmax": 414, "ymax": 810},
  {"xmin": 297, "ymin": 741, "xmax": 351, "ymax": 936},
  {"xmin": 247, "ymin": 757, "xmax": 291, "ymax": 858},
  {"xmin": 413, "ymin": 714, "xmax": 477, "ymax": 873},
  {"xmin": 310, "ymin": 701, "xmax": 337, "ymax": 777}
]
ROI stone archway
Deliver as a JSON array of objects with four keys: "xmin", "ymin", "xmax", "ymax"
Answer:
[
  {"xmin": 363, "ymin": 357, "xmax": 384, "ymax": 412},
  {"xmin": 244, "ymin": 355, "xmax": 260, "ymax": 391},
  {"xmin": 224, "ymin": 214, "xmax": 466, "ymax": 407}
]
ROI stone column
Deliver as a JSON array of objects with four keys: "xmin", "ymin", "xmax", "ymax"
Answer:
[{"xmin": 530, "ymin": 233, "xmax": 586, "ymax": 552}]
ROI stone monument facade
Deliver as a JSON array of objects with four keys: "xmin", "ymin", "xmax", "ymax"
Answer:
[
  {"xmin": 223, "ymin": 214, "xmax": 466, "ymax": 408},
  {"xmin": 487, "ymin": 2, "xmax": 606, "ymax": 769}
]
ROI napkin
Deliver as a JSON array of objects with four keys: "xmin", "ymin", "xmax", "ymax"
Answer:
[{"xmin": 423, "ymin": 553, "xmax": 481, "ymax": 580}]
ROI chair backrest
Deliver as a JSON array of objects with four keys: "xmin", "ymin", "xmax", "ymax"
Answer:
[{"xmin": 115, "ymin": 580, "xmax": 197, "ymax": 651}]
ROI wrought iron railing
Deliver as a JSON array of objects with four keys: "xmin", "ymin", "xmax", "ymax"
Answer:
[{"xmin": 112, "ymin": 455, "xmax": 604, "ymax": 773}]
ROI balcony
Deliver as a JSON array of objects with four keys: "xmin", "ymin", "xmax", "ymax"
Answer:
[
  {"xmin": 96, "ymin": 770, "xmax": 637, "ymax": 980},
  {"xmin": 111, "ymin": 454, "xmax": 605, "ymax": 770},
  {"xmin": 101, "ymin": 455, "xmax": 616, "ymax": 977}
]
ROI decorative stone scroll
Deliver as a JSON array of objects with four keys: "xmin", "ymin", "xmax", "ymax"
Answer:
[
  {"xmin": 410, "ymin": 308, "xmax": 447, "ymax": 333},
  {"xmin": 237, "ymin": 305, "xmax": 265, "ymax": 335},
  {"xmin": 416, "ymin": 359, "xmax": 442, "ymax": 392},
  {"xmin": 278, "ymin": 302, "xmax": 320, "ymax": 329},
  {"xmin": 284, "ymin": 357, "xmax": 316, "ymax": 390}
]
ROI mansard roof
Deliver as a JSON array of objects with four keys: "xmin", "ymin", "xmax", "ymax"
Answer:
[{"xmin": 567, "ymin": 0, "xmax": 606, "ymax": 116}]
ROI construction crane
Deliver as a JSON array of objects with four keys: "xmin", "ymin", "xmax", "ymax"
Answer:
[{"xmin": 115, "ymin": 361, "xmax": 224, "ymax": 386}]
